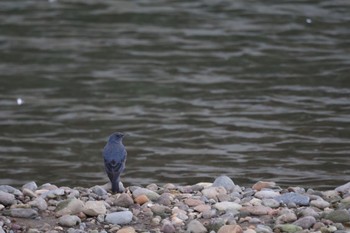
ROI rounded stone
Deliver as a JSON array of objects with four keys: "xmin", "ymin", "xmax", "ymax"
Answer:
[
  {"xmin": 114, "ymin": 193, "xmax": 134, "ymax": 208},
  {"xmin": 105, "ymin": 211, "xmax": 133, "ymax": 225},
  {"xmin": 83, "ymin": 201, "xmax": 107, "ymax": 216},
  {"xmin": 212, "ymin": 175, "xmax": 235, "ymax": 192},
  {"xmin": 9, "ymin": 208, "xmax": 38, "ymax": 219},
  {"xmin": 30, "ymin": 197, "xmax": 48, "ymax": 210},
  {"xmin": 116, "ymin": 226, "xmax": 136, "ymax": 233},
  {"xmin": 185, "ymin": 198, "xmax": 204, "ymax": 207},
  {"xmin": 325, "ymin": 209, "xmax": 350, "ymax": 223},
  {"xmin": 134, "ymin": 194, "xmax": 149, "ymax": 205},
  {"xmin": 310, "ymin": 198, "xmax": 330, "ymax": 209},
  {"xmin": 218, "ymin": 225, "xmax": 243, "ymax": 233},
  {"xmin": 255, "ymin": 190, "xmax": 280, "ymax": 199},
  {"xmin": 161, "ymin": 221, "xmax": 176, "ymax": 233},
  {"xmin": 213, "ymin": 201, "xmax": 242, "ymax": 212},
  {"xmin": 59, "ymin": 215, "xmax": 81, "ymax": 227},
  {"xmin": 132, "ymin": 188, "xmax": 160, "ymax": 201},
  {"xmin": 240, "ymin": 206, "xmax": 272, "ymax": 216},
  {"xmin": 22, "ymin": 181, "xmax": 38, "ymax": 191},
  {"xmin": 55, "ymin": 198, "xmax": 85, "ymax": 217},
  {"xmin": 91, "ymin": 185, "xmax": 107, "ymax": 197},
  {"xmin": 293, "ymin": 216, "xmax": 316, "ymax": 229},
  {"xmin": 274, "ymin": 224, "xmax": 302, "ymax": 233},
  {"xmin": 274, "ymin": 192, "xmax": 310, "ymax": 206},
  {"xmin": 0, "ymin": 190, "xmax": 15, "ymax": 206},
  {"xmin": 187, "ymin": 219, "xmax": 207, "ymax": 233}
]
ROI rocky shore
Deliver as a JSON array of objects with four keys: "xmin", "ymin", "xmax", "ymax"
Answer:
[{"xmin": 0, "ymin": 176, "xmax": 350, "ymax": 233}]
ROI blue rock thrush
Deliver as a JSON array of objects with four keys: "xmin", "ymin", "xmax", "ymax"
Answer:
[{"xmin": 103, "ymin": 132, "xmax": 127, "ymax": 193}]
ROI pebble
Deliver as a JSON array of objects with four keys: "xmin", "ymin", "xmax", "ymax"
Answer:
[
  {"xmin": 194, "ymin": 204, "xmax": 211, "ymax": 213},
  {"xmin": 212, "ymin": 175, "xmax": 235, "ymax": 192},
  {"xmin": 217, "ymin": 224, "xmax": 243, "ymax": 233},
  {"xmin": 0, "ymin": 190, "xmax": 15, "ymax": 206},
  {"xmin": 132, "ymin": 187, "xmax": 160, "ymax": 201},
  {"xmin": 187, "ymin": 219, "xmax": 207, "ymax": 233},
  {"xmin": 59, "ymin": 215, "xmax": 81, "ymax": 227},
  {"xmin": 335, "ymin": 181, "xmax": 350, "ymax": 194},
  {"xmin": 310, "ymin": 198, "xmax": 330, "ymax": 209},
  {"xmin": 274, "ymin": 224, "xmax": 302, "ymax": 233},
  {"xmin": 91, "ymin": 185, "xmax": 107, "ymax": 197},
  {"xmin": 255, "ymin": 190, "xmax": 280, "ymax": 199},
  {"xmin": 261, "ymin": 198, "xmax": 280, "ymax": 208},
  {"xmin": 134, "ymin": 194, "xmax": 149, "ymax": 205},
  {"xmin": 83, "ymin": 200, "xmax": 106, "ymax": 216},
  {"xmin": 213, "ymin": 201, "xmax": 242, "ymax": 212},
  {"xmin": 0, "ymin": 185, "xmax": 22, "ymax": 196},
  {"xmin": 274, "ymin": 192, "xmax": 310, "ymax": 206},
  {"xmin": 7, "ymin": 208, "xmax": 38, "ymax": 218},
  {"xmin": 114, "ymin": 193, "xmax": 134, "ymax": 207},
  {"xmin": 202, "ymin": 187, "xmax": 227, "ymax": 200},
  {"xmin": 324, "ymin": 209, "xmax": 350, "ymax": 223},
  {"xmin": 22, "ymin": 181, "xmax": 38, "ymax": 191},
  {"xmin": 105, "ymin": 211, "xmax": 133, "ymax": 225},
  {"xmin": 161, "ymin": 220, "xmax": 176, "ymax": 233},
  {"xmin": 29, "ymin": 196, "xmax": 48, "ymax": 210},
  {"xmin": 55, "ymin": 197, "xmax": 84, "ymax": 217},
  {"xmin": 158, "ymin": 193, "xmax": 173, "ymax": 206},
  {"xmin": 41, "ymin": 188, "xmax": 65, "ymax": 199},
  {"xmin": 116, "ymin": 226, "xmax": 136, "ymax": 233},
  {"xmin": 185, "ymin": 198, "xmax": 204, "ymax": 207},
  {"xmin": 292, "ymin": 216, "xmax": 316, "ymax": 229},
  {"xmin": 22, "ymin": 188, "xmax": 37, "ymax": 198},
  {"xmin": 240, "ymin": 206, "xmax": 272, "ymax": 216}
]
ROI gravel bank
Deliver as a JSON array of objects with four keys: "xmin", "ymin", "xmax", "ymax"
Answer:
[{"xmin": 1, "ymin": 176, "xmax": 350, "ymax": 233}]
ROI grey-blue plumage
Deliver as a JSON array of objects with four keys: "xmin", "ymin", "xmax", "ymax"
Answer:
[{"xmin": 103, "ymin": 132, "xmax": 127, "ymax": 193}]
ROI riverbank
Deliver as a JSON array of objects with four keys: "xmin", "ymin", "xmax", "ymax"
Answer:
[{"xmin": 0, "ymin": 176, "xmax": 350, "ymax": 233}]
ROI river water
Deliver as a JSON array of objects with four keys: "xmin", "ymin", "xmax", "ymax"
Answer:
[{"xmin": 0, "ymin": 0, "xmax": 349, "ymax": 190}]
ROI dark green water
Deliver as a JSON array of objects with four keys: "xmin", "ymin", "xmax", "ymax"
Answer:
[{"xmin": 1, "ymin": 0, "xmax": 349, "ymax": 190}]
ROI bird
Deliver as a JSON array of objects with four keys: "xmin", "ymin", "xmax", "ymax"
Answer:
[{"xmin": 103, "ymin": 132, "xmax": 127, "ymax": 193}]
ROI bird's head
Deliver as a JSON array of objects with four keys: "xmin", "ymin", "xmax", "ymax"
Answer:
[{"xmin": 108, "ymin": 132, "xmax": 125, "ymax": 143}]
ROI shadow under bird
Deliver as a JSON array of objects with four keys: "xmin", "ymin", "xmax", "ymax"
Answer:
[{"xmin": 103, "ymin": 132, "xmax": 127, "ymax": 193}]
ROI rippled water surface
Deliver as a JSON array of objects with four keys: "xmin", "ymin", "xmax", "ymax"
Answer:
[{"xmin": 1, "ymin": 0, "xmax": 350, "ymax": 190}]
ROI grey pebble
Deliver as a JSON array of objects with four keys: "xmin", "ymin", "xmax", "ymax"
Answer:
[
  {"xmin": 132, "ymin": 187, "xmax": 160, "ymax": 201},
  {"xmin": 59, "ymin": 215, "xmax": 81, "ymax": 227},
  {"xmin": 293, "ymin": 216, "xmax": 316, "ymax": 229},
  {"xmin": 187, "ymin": 219, "xmax": 207, "ymax": 233},
  {"xmin": 325, "ymin": 209, "xmax": 350, "ymax": 223},
  {"xmin": 0, "ymin": 190, "xmax": 15, "ymax": 206},
  {"xmin": 212, "ymin": 175, "xmax": 235, "ymax": 193},
  {"xmin": 274, "ymin": 192, "xmax": 310, "ymax": 206},
  {"xmin": 8, "ymin": 208, "xmax": 38, "ymax": 219},
  {"xmin": 113, "ymin": 193, "xmax": 134, "ymax": 208},
  {"xmin": 105, "ymin": 210, "xmax": 133, "ymax": 225},
  {"xmin": 22, "ymin": 181, "xmax": 38, "ymax": 191},
  {"xmin": 0, "ymin": 185, "xmax": 22, "ymax": 196},
  {"xmin": 91, "ymin": 185, "xmax": 107, "ymax": 197}
]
